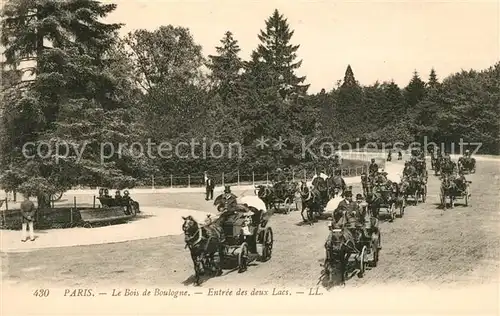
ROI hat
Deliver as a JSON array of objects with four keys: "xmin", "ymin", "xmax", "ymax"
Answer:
[
  {"xmin": 224, "ymin": 185, "xmax": 231, "ymax": 193},
  {"xmin": 123, "ymin": 190, "xmax": 130, "ymax": 196},
  {"xmin": 355, "ymin": 193, "xmax": 363, "ymax": 200},
  {"xmin": 344, "ymin": 190, "xmax": 353, "ymax": 198}
]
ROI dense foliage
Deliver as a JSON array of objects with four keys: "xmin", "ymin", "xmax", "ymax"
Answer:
[{"xmin": 1, "ymin": 2, "xmax": 499, "ymax": 197}]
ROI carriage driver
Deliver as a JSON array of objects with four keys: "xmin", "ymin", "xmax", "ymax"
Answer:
[
  {"xmin": 331, "ymin": 187, "xmax": 353, "ymax": 225},
  {"xmin": 454, "ymin": 171, "xmax": 468, "ymax": 193},
  {"xmin": 463, "ymin": 149, "xmax": 471, "ymax": 159},
  {"xmin": 368, "ymin": 159, "xmax": 378, "ymax": 177},
  {"xmin": 273, "ymin": 168, "xmax": 287, "ymax": 197}
]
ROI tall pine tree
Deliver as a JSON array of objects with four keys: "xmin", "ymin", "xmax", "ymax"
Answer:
[
  {"xmin": 247, "ymin": 9, "xmax": 309, "ymax": 98},
  {"xmin": 336, "ymin": 65, "xmax": 364, "ymax": 139},
  {"xmin": 404, "ymin": 70, "xmax": 427, "ymax": 108},
  {"xmin": 0, "ymin": 0, "xmax": 143, "ymax": 206}
]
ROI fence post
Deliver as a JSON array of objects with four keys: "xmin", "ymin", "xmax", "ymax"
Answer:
[
  {"xmin": 252, "ymin": 172, "xmax": 255, "ymax": 185},
  {"xmin": 170, "ymin": 175, "xmax": 173, "ymax": 188},
  {"xmin": 188, "ymin": 175, "xmax": 191, "ymax": 188},
  {"xmin": 266, "ymin": 172, "xmax": 269, "ymax": 185},
  {"xmin": 222, "ymin": 172, "xmax": 225, "ymax": 187},
  {"xmin": 237, "ymin": 170, "xmax": 240, "ymax": 187},
  {"xmin": 152, "ymin": 175, "xmax": 155, "ymax": 190}
]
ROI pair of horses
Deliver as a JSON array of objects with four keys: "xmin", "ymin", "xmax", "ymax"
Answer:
[
  {"xmin": 256, "ymin": 175, "xmax": 346, "ymax": 222},
  {"xmin": 440, "ymin": 174, "xmax": 471, "ymax": 208},
  {"xmin": 399, "ymin": 175, "xmax": 427, "ymax": 204}
]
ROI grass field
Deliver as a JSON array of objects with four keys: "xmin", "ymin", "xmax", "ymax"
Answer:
[{"xmin": 2, "ymin": 160, "xmax": 499, "ymax": 290}]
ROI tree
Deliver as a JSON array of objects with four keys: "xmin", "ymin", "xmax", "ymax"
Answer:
[
  {"xmin": 427, "ymin": 68, "xmax": 440, "ymax": 90},
  {"xmin": 341, "ymin": 65, "xmax": 357, "ymax": 88},
  {"xmin": 336, "ymin": 65, "xmax": 364, "ymax": 139},
  {"xmin": 0, "ymin": 0, "xmax": 142, "ymax": 207},
  {"xmin": 205, "ymin": 31, "xmax": 244, "ymax": 141},
  {"xmin": 404, "ymin": 70, "xmax": 426, "ymax": 108},
  {"xmin": 207, "ymin": 31, "xmax": 244, "ymax": 93},
  {"xmin": 247, "ymin": 9, "xmax": 309, "ymax": 98}
]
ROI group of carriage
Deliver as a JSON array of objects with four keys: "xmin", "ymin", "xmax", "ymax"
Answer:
[
  {"xmin": 431, "ymin": 151, "xmax": 476, "ymax": 175},
  {"xmin": 182, "ymin": 150, "xmax": 475, "ymax": 287}
]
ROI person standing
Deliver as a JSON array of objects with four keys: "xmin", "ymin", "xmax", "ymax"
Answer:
[
  {"xmin": 20, "ymin": 196, "xmax": 36, "ymax": 242},
  {"xmin": 205, "ymin": 174, "xmax": 215, "ymax": 200}
]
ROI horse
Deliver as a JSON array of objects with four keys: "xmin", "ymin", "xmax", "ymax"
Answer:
[
  {"xmin": 403, "ymin": 176, "xmax": 421, "ymax": 205},
  {"xmin": 299, "ymin": 180, "xmax": 324, "ymax": 223},
  {"xmin": 434, "ymin": 156, "xmax": 444, "ymax": 175},
  {"xmin": 360, "ymin": 173, "xmax": 373, "ymax": 196},
  {"xmin": 182, "ymin": 215, "xmax": 225, "ymax": 286},
  {"xmin": 326, "ymin": 174, "xmax": 346, "ymax": 199},
  {"xmin": 254, "ymin": 185, "xmax": 276, "ymax": 210},
  {"xmin": 312, "ymin": 176, "xmax": 329, "ymax": 207},
  {"xmin": 440, "ymin": 174, "xmax": 458, "ymax": 209},
  {"xmin": 323, "ymin": 225, "xmax": 351, "ymax": 286},
  {"xmin": 458, "ymin": 156, "xmax": 476, "ymax": 173}
]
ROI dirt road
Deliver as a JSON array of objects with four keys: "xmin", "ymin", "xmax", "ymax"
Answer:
[{"xmin": 2, "ymin": 160, "xmax": 499, "ymax": 289}]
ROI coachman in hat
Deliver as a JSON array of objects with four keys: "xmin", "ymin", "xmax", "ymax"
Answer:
[{"xmin": 332, "ymin": 186, "xmax": 353, "ymax": 224}]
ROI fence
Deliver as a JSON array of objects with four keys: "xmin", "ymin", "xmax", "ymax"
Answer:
[{"xmin": 134, "ymin": 164, "xmax": 375, "ymax": 189}]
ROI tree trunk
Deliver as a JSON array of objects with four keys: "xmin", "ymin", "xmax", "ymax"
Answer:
[{"xmin": 37, "ymin": 195, "xmax": 51, "ymax": 209}]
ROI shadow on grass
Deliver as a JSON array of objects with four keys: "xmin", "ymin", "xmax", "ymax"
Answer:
[{"xmin": 181, "ymin": 257, "xmax": 259, "ymax": 286}]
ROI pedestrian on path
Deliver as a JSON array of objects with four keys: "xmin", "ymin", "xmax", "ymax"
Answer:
[
  {"xmin": 205, "ymin": 173, "xmax": 215, "ymax": 200},
  {"xmin": 20, "ymin": 196, "xmax": 36, "ymax": 242}
]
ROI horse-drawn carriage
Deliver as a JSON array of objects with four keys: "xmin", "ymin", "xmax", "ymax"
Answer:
[
  {"xmin": 439, "ymin": 174, "xmax": 471, "ymax": 209},
  {"xmin": 183, "ymin": 197, "xmax": 273, "ymax": 285},
  {"xmin": 298, "ymin": 175, "xmax": 332, "ymax": 223},
  {"xmin": 367, "ymin": 183, "xmax": 401, "ymax": 221},
  {"xmin": 400, "ymin": 175, "xmax": 427, "ymax": 205},
  {"xmin": 254, "ymin": 181, "xmax": 299, "ymax": 214},
  {"xmin": 458, "ymin": 156, "xmax": 476, "ymax": 174},
  {"xmin": 323, "ymin": 202, "xmax": 381, "ymax": 285}
]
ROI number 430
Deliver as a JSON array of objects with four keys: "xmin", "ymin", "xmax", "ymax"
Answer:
[{"xmin": 33, "ymin": 289, "xmax": 50, "ymax": 297}]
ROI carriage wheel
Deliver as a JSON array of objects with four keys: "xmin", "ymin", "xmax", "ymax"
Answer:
[
  {"xmin": 371, "ymin": 233, "xmax": 380, "ymax": 267},
  {"xmin": 238, "ymin": 242, "xmax": 249, "ymax": 273},
  {"xmin": 358, "ymin": 246, "xmax": 367, "ymax": 278},
  {"xmin": 261, "ymin": 227, "xmax": 273, "ymax": 262},
  {"xmin": 83, "ymin": 222, "xmax": 93, "ymax": 228},
  {"xmin": 51, "ymin": 192, "xmax": 64, "ymax": 202}
]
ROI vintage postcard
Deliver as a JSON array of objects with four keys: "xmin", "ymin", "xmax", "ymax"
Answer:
[{"xmin": 1, "ymin": 0, "xmax": 499, "ymax": 315}]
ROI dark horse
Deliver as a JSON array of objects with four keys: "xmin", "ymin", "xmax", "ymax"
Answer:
[
  {"xmin": 440, "ymin": 174, "xmax": 458, "ymax": 209},
  {"xmin": 255, "ymin": 184, "xmax": 276, "ymax": 210},
  {"xmin": 360, "ymin": 173, "xmax": 373, "ymax": 196},
  {"xmin": 182, "ymin": 215, "xmax": 225, "ymax": 286},
  {"xmin": 312, "ymin": 176, "xmax": 329, "ymax": 207},
  {"xmin": 323, "ymin": 217, "xmax": 358, "ymax": 286},
  {"xmin": 326, "ymin": 173, "xmax": 346, "ymax": 199},
  {"xmin": 299, "ymin": 180, "xmax": 324, "ymax": 223}
]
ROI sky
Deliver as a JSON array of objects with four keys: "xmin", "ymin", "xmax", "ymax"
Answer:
[{"xmin": 6, "ymin": 1, "xmax": 499, "ymax": 92}]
